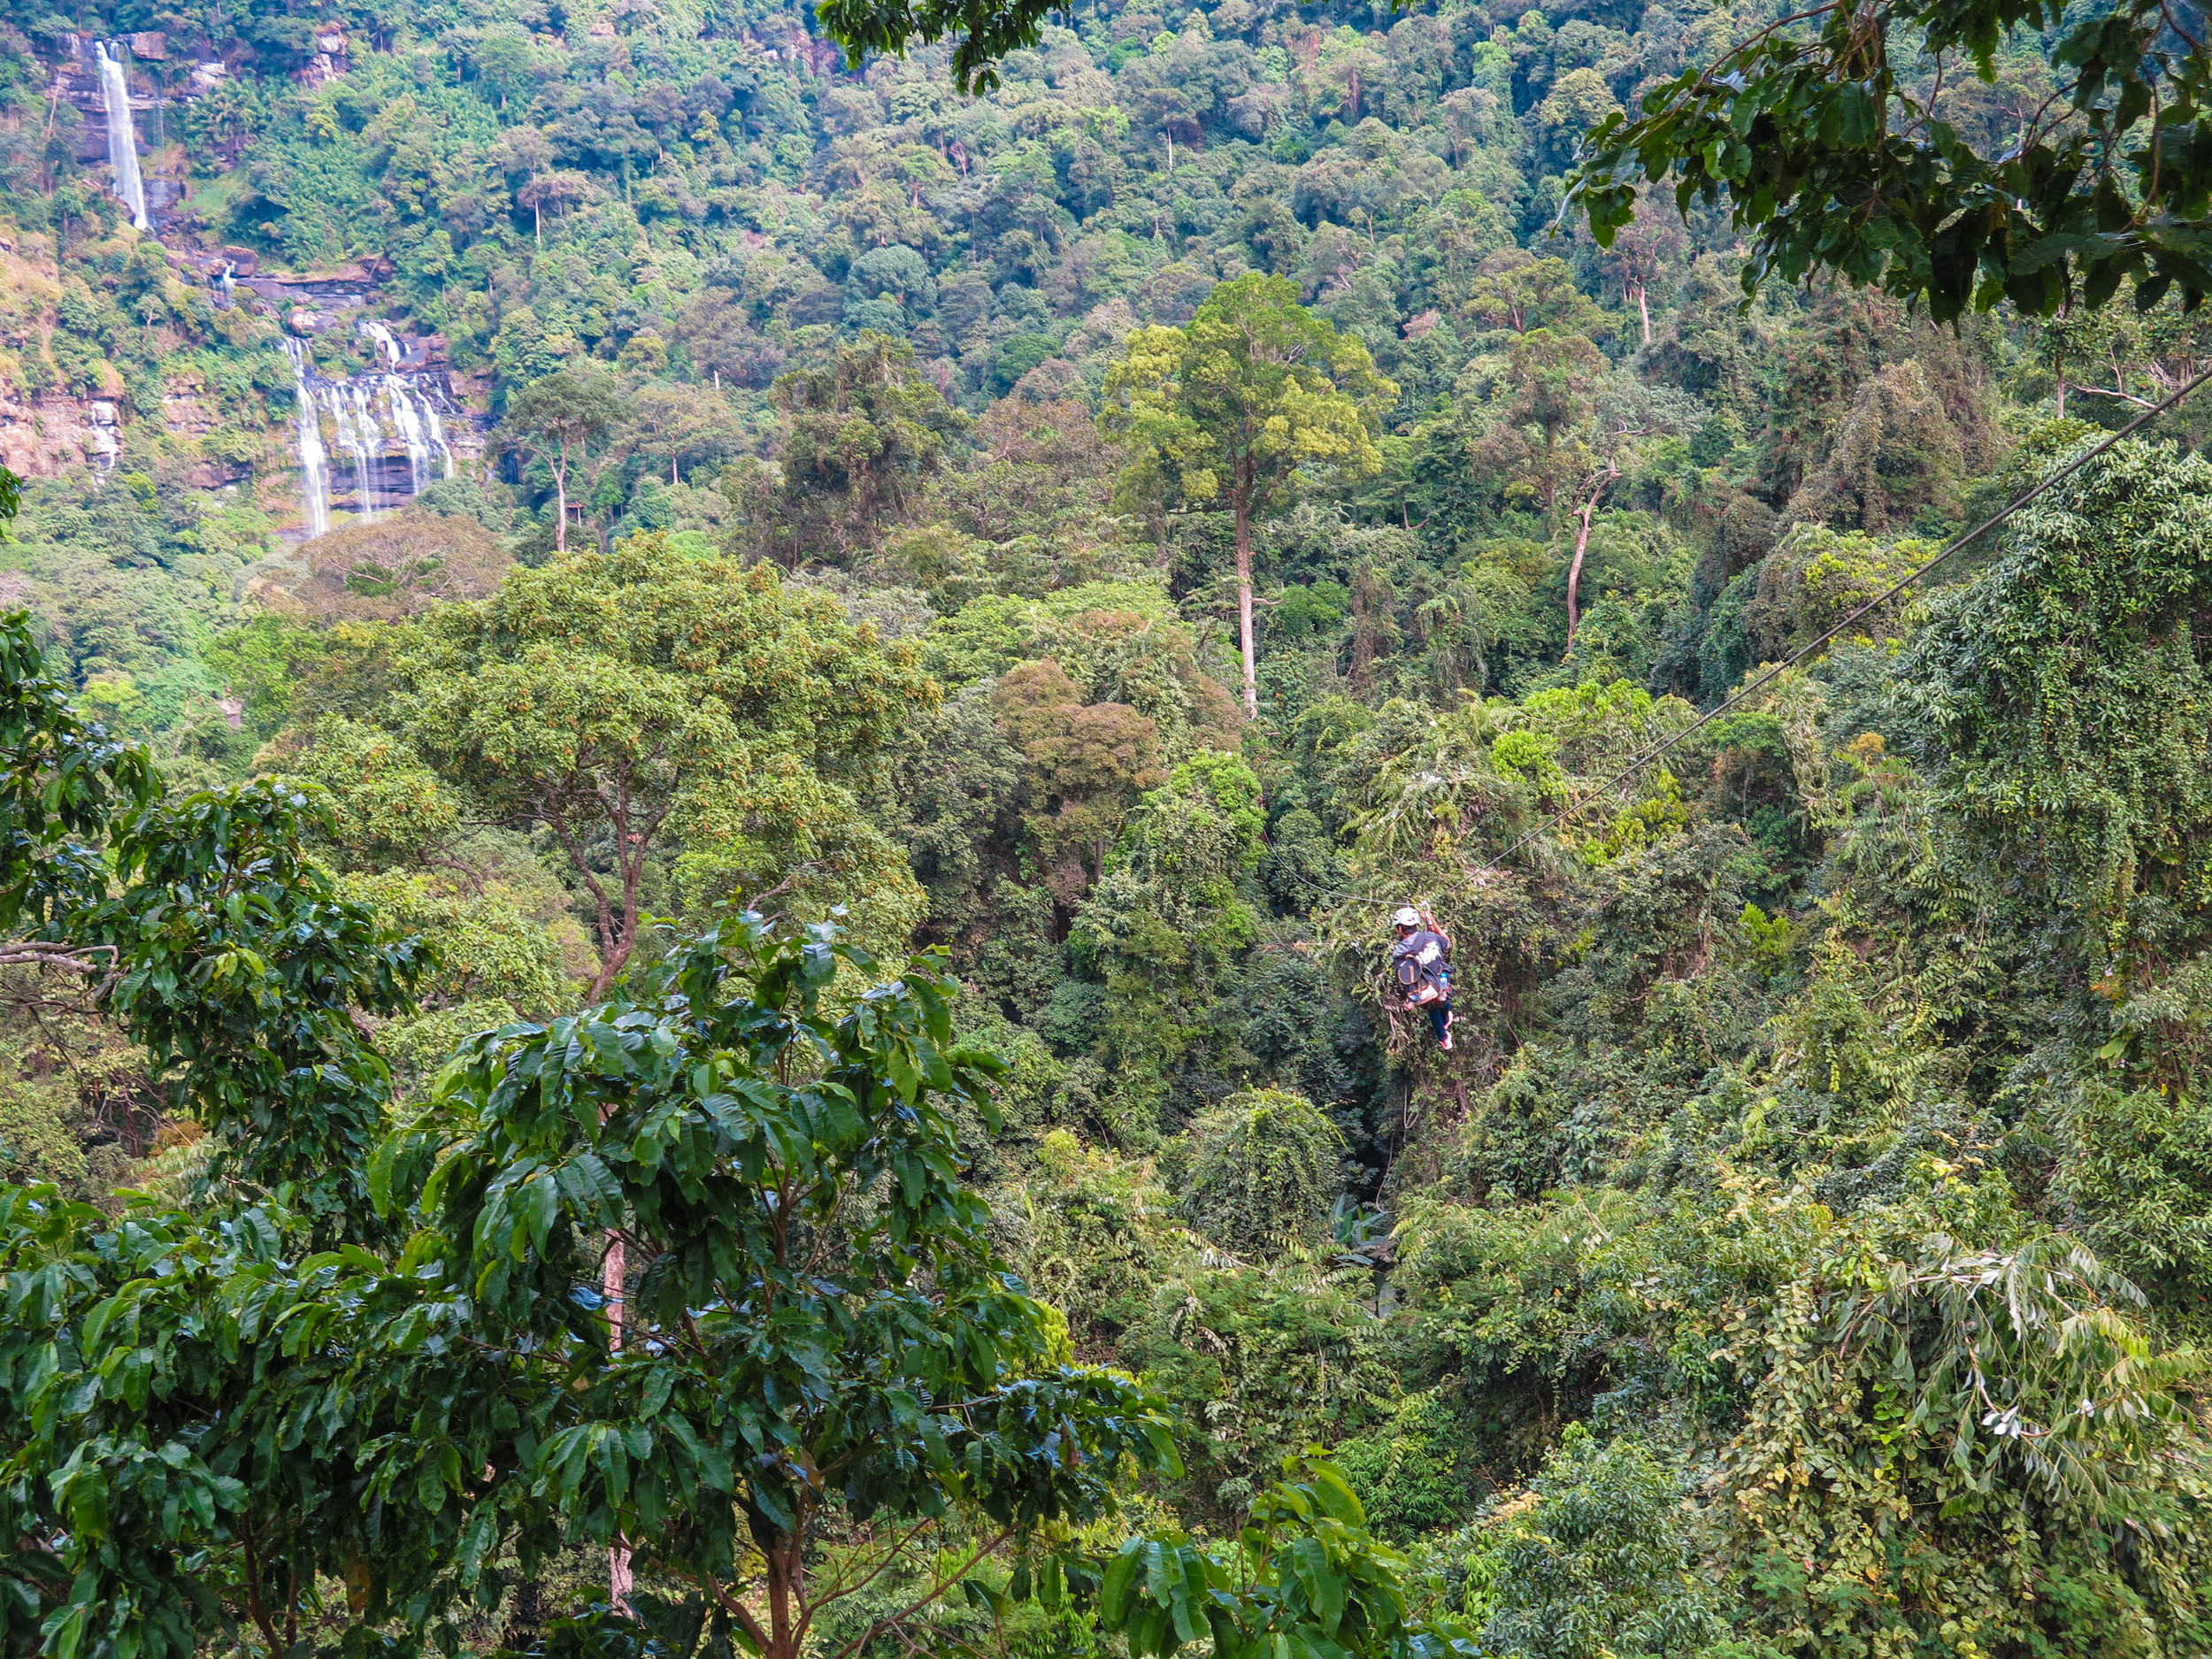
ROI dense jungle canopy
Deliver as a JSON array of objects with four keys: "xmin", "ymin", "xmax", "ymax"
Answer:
[{"xmin": 2, "ymin": 0, "xmax": 2212, "ymax": 1655}]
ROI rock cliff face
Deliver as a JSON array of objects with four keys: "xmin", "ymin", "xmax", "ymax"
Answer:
[
  {"xmin": 0, "ymin": 238, "xmax": 108, "ymax": 480},
  {"xmin": 6, "ymin": 41, "xmax": 503, "ymax": 528}
]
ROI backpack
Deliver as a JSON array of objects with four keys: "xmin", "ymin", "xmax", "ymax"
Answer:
[{"xmin": 1394, "ymin": 932, "xmax": 1448, "ymax": 1006}]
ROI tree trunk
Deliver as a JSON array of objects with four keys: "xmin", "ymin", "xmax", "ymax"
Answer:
[
  {"xmin": 553, "ymin": 448, "xmax": 569, "ymax": 554},
  {"xmin": 1632, "ymin": 280, "xmax": 1650, "ymax": 346},
  {"xmin": 604, "ymin": 1233, "xmax": 634, "ymax": 1612},
  {"xmin": 1565, "ymin": 486, "xmax": 1601, "ymax": 653},
  {"xmin": 1234, "ymin": 495, "xmax": 1257, "ymax": 720},
  {"xmin": 765, "ymin": 1539, "xmax": 800, "ymax": 1659}
]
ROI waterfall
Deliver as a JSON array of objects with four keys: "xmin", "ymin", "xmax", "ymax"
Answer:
[
  {"xmin": 355, "ymin": 321, "xmax": 455, "ymax": 488},
  {"xmin": 387, "ymin": 377, "xmax": 432, "ymax": 494},
  {"xmin": 94, "ymin": 42, "xmax": 149, "ymax": 231},
  {"xmin": 421, "ymin": 397, "xmax": 456, "ymax": 482},
  {"xmin": 326, "ymin": 380, "xmax": 380, "ymax": 523},
  {"xmin": 280, "ymin": 323, "xmax": 465, "ymax": 534},
  {"xmin": 363, "ymin": 321, "xmax": 403, "ymax": 367},
  {"xmin": 280, "ymin": 336, "xmax": 332, "ymax": 538}
]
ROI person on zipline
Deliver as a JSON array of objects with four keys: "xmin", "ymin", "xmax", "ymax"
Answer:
[{"xmin": 1390, "ymin": 905, "xmax": 1453, "ymax": 1050}]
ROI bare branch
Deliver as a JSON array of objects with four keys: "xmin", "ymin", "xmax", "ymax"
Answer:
[
  {"xmin": 826, "ymin": 1527, "xmax": 1017, "ymax": 1659},
  {"xmin": 0, "ymin": 941, "xmax": 117, "ymax": 974}
]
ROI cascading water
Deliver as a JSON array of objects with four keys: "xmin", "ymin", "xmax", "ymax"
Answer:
[
  {"xmin": 387, "ymin": 377, "xmax": 434, "ymax": 494},
  {"xmin": 280, "ymin": 336, "xmax": 332, "ymax": 538},
  {"xmin": 421, "ymin": 399, "xmax": 456, "ymax": 482},
  {"xmin": 356, "ymin": 320, "xmax": 456, "ymax": 489},
  {"xmin": 363, "ymin": 321, "xmax": 403, "ymax": 367},
  {"xmin": 326, "ymin": 380, "xmax": 379, "ymax": 524},
  {"xmin": 94, "ymin": 42, "xmax": 149, "ymax": 231},
  {"xmin": 279, "ymin": 322, "xmax": 464, "ymax": 534}
]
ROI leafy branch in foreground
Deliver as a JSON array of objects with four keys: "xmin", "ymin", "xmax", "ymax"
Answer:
[
  {"xmin": 374, "ymin": 915, "xmax": 1184, "ymax": 1659},
  {"xmin": 1092, "ymin": 1456, "xmax": 1479, "ymax": 1659},
  {"xmin": 814, "ymin": 0, "xmax": 1059, "ymax": 94},
  {"xmin": 1567, "ymin": 0, "xmax": 2211, "ymax": 320}
]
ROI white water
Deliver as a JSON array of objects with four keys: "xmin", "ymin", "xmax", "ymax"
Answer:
[
  {"xmin": 328, "ymin": 380, "xmax": 379, "ymax": 524},
  {"xmin": 279, "ymin": 325, "xmax": 462, "ymax": 534},
  {"xmin": 387, "ymin": 377, "xmax": 432, "ymax": 493},
  {"xmin": 357, "ymin": 321, "xmax": 455, "ymax": 489},
  {"xmin": 421, "ymin": 399, "xmax": 455, "ymax": 481},
  {"xmin": 95, "ymin": 42, "xmax": 149, "ymax": 231},
  {"xmin": 280, "ymin": 337, "xmax": 332, "ymax": 538}
]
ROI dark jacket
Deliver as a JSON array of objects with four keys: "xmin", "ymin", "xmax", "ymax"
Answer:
[{"xmin": 1391, "ymin": 928, "xmax": 1450, "ymax": 1000}]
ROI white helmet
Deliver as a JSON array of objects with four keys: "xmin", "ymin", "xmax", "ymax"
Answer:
[{"xmin": 1392, "ymin": 906, "xmax": 1422, "ymax": 928}]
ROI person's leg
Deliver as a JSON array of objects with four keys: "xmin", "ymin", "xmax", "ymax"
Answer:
[{"xmin": 1427, "ymin": 1001, "xmax": 1449, "ymax": 1046}]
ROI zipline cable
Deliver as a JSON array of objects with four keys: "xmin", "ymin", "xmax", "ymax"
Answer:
[{"xmin": 1461, "ymin": 364, "xmax": 2212, "ymax": 879}]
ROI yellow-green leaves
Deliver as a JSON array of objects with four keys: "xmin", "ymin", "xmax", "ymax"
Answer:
[
  {"xmin": 1102, "ymin": 274, "xmax": 1397, "ymax": 718},
  {"xmin": 1101, "ymin": 278, "xmax": 1396, "ymax": 516}
]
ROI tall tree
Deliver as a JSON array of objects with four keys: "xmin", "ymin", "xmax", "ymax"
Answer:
[
  {"xmin": 1557, "ymin": 376, "xmax": 1701, "ymax": 652},
  {"xmin": 1102, "ymin": 275, "xmax": 1395, "ymax": 721},
  {"xmin": 385, "ymin": 536, "xmax": 930, "ymax": 994},
  {"xmin": 504, "ymin": 365, "xmax": 625, "ymax": 553}
]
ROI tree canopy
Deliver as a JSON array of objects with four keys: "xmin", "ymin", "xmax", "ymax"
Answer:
[
  {"xmin": 1102, "ymin": 276, "xmax": 1394, "ymax": 719},
  {"xmin": 13, "ymin": 5, "xmax": 2212, "ymax": 1654},
  {"xmin": 356, "ymin": 536, "xmax": 933, "ymax": 992}
]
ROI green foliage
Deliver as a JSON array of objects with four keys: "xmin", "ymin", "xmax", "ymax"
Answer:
[
  {"xmin": 1474, "ymin": 1425, "xmax": 1723, "ymax": 1659},
  {"xmin": 1095, "ymin": 1457, "xmax": 1476, "ymax": 1659},
  {"xmin": 1571, "ymin": 0, "xmax": 2212, "ymax": 319},
  {"xmin": 1102, "ymin": 277, "xmax": 1396, "ymax": 530},
  {"xmin": 88, "ymin": 780, "xmax": 426, "ymax": 1234},
  {"xmin": 15, "ymin": 7, "xmax": 2212, "ymax": 1652},
  {"xmin": 0, "ymin": 611, "xmax": 458, "ymax": 1656},
  {"xmin": 0, "ymin": 605, "xmax": 1193, "ymax": 1659},
  {"xmin": 1071, "ymin": 753, "xmax": 1267, "ymax": 1115},
  {"xmin": 1333, "ymin": 1391, "xmax": 1483, "ymax": 1540},
  {"xmin": 1900, "ymin": 440, "xmax": 2212, "ymax": 964},
  {"xmin": 377, "ymin": 917, "xmax": 1183, "ymax": 1659},
  {"xmin": 335, "ymin": 870, "xmax": 572, "ymax": 1090},
  {"xmin": 1175, "ymin": 1087, "xmax": 1345, "ymax": 1257},
  {"xmin": 749, "ymin": 332, "xmax": 968, "ymax": 564},
  {"xmin": 373, "ymin": 534, "xmax": 931, "ymax": 987},
  {"xmin": 0, "ymin": 608, "xmax": 155, "ymax": 934},
  {"xmin": 818, "ymin": 0, "xmax": 1060, "ymax": 94},
  {"xmin": 1711, "ymin": 1209, "xmax": 2212, "ymax": 1655}
]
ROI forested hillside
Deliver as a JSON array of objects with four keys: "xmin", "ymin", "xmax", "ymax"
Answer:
[{"xmin": 4, "ymin": 0, "xmax": 2212, "ymax": 1654}]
